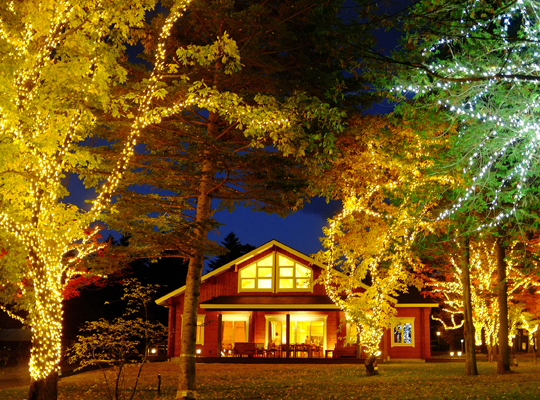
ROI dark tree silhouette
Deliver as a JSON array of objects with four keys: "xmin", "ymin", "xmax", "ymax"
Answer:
[{"xmin": 207, "ymin": 232, "xmax": 256, "ymax": 271}]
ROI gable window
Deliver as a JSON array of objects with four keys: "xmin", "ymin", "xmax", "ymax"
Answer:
[
  {"xmin": 391, "ymin": 318, "xmax": 415, "ymax": 347},
  {"xmin": 277, "ymin": 255, "xmax": 312, "ymax": 291},
  {"xmin": 238, "ymin": 255, "xmax": 274, "ymax": 292}
]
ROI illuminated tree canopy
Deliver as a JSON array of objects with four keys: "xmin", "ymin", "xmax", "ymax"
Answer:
[
  {"xmin": 427, "ymin": 238, "xmax": 540, "ymax": 351},
  {"xmin": 391, "ymin": 0, "xmax": 540, "ymax": 232},
  {"xmin": 0, "ymin": 1, "xmax": 194, "ymax": 398},
  {"xmin": 317, "ymin": 115, "xmax": 452, "ymax": 360}
]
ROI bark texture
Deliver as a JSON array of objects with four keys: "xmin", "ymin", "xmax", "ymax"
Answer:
[
  {"xmin": 364, "ymin": 355, "xmax": 379, "ymax": 376},
  {"xmin": 460, "ymin": 236, "xmax": 478, "ymax": 376},
  {"xmin": 28, "ymin": 372, "xmax": 58, "ymax": 400},
  {"xmin": 176, "ymin": 123, "xmax": 216, "ymax": 399},
  {"xmin": 496, "ymin": 239, "xmax": 511, "ymax": 374}
]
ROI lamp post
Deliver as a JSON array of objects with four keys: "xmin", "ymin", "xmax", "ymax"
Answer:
[
  {"xmin": 461, "ymin": 339, "xmax": 464, "ymax": 353},
  {"xmin": 436, "ymin": 331, "xmax": 441, "ymax": 351}
]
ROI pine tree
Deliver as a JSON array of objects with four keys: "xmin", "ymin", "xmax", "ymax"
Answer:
[
  {"xmin": 207, "ymin": 233, "xmax": 255, "ymax": 271},
  {"xmin": 97, "ymin": 1, "xmax": 375, "ymax": 396}
]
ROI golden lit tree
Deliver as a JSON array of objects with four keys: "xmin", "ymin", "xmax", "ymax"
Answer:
[
  {"xmin": 0, "ymin": 1, "xmax": 197, "ymax": 399},
  {"xmin": 316, "ymin": 115, "xmax": 452, "ymax": 372},
  {"xmin": 429, "ymin": 237, "xmax": 540, "ymax": 361}
]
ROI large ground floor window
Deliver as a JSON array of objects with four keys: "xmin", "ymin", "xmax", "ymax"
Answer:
[
  {"xmin": 265, "ymin": 314, "xmax": 327, "ymax": 350},
  {"xmin": 221, "ymin": 315, "xmax": 250, "ymax": 349}
]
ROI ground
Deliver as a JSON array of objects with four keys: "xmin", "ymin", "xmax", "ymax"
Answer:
[{"xmin": 1, "ymin": 357, "xmax": 540, "ymax": 399}]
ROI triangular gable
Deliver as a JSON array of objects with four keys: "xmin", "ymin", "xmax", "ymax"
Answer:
[{"xmin": 156, "ymin": 239, "xmax": 343, "ymax": 306}]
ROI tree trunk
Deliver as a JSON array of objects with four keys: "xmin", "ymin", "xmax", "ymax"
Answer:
[
  {"xmin": 28, "ymin": 372, "xmax": 58, "ymax": 400},
  {"xmin": 364, "ymin": 354, "xmax": 378, "ymax": 376},
  {"xmin": 176, "ymin": 122, "xmax": 216, "ymax": 400},
  {"xmin": 496, "ymin": 239, "xmax": 511, "ymax": 374},
  {"xmin": 535, "ymin": 328, "xmax": 540, "ymax": 364},
  {"xmin": 459, "ymin": 236, "xmax": 478, "ymax": 375},
  {"xmin": 28, "ymin": 261, "xmax": 63, "ymax": 400}
]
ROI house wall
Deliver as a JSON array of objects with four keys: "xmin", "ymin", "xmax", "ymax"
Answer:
[
  {"xmin": 164, "ymin": 245, "xmax": 434, "ymax": 360},
  {"xmin": 168, "ymin": 297, "xmax": 433, "ymax": 360},
  {"xmin": 167, "ymin": 304, "xmax": 342, "ymax": 358},
  {"xmin": 196, "ymin": 248, "xmax": 328, "ymax": 302},
  {"xmin": 384, "ymin": 307, "xmax": 431, "ymax": 360}
]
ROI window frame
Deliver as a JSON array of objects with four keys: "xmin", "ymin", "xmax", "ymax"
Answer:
[
  {"xmin": 238, "ymin": 255, "xmax": 275, "ymax": 292},
  {"xmin": 276, "ymin": 254, "xmax": 313, "ymax": 292},
  {"xmin": 391, "ymin": 317, "xmax": 415, "ymax": 348},
  {"xmin": 221, "ymin": 314, "xmax": 250, "ymax": 344},
  {"xmin": 264, "ymin": 314, "xmax": 327, "ymax": 350},
  {"xmin": 182, "ymin": 314, "xmax": 205, "ymax": 345}
]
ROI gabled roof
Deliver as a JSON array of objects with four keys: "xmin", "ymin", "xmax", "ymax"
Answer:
[
  {"xmin": 156, "ymin": 239, "xmax": 334, "ymax": 306},
  {"xmin": 155, "ymin": 239, "xmax": 438, "ymax": 309}
]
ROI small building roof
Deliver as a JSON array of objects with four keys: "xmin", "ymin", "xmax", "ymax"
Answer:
[{"xmin": 395, "ymin": 286, "xmax": 439, "ymax": 308}]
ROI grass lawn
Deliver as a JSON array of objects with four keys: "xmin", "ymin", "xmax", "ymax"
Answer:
[{"xmin": 1, "ymin": 360, "xmax": 540, "ymax": 399}]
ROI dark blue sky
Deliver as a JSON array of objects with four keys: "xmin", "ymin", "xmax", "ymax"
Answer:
[
  {"xmin": 209, "ymin": 197, "xmax": 343, "ymax": 260},
  {"xmin": 66, "ymin": 174, "xmax": 342, "ymax": 263}
]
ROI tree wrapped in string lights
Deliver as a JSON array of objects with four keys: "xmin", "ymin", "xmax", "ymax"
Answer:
[
  {"xmin": 387, "ymin": 0, "xmax": 540, "ymax": 375},
  {"xmin": 429, "ymin": 238, "xmax": 540, "ymax": 361},
  {"xmin": 0, "ymin": 1, "xmax": 196, "ymax": 398},
  {"xmin": 317, "ymin": 115, "xmax": 451, "ymax": 372},
  {"xmin": 392, "ymin": 0, "xmax": 540, "ymax": 231}
]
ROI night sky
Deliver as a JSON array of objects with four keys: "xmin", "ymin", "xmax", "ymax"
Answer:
[
  {"xmin": 209, "ymin": 197, "xmax": 343, "ymax": 263},
  {"xmin": 66, "ymin": 175, "xmax": 342, "ymax": 268}
]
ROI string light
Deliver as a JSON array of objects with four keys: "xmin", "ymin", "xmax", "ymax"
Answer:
[
  {"xmin": 319, "ymin": 120, "xmax": 450, "ymax": 356},
  {"xmin": 430, "ymin": 238, "xmax": 540, "ymax": 347},
  {"xmin": 0, "ymin": 0, "xmax": 193, "ymax": 383},
  {"xmin": 393, "ymin": 0, "xmax": 540, "ymax": 231}
]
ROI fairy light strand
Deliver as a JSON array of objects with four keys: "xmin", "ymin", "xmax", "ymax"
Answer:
[{"xmin": 393, "ymin": 0, "xmax": 540, "ymax": 231}]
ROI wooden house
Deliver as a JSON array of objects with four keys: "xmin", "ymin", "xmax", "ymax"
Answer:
[{"xmin": 156, "ymin": 240, "xmax": 438, "ymax": 361}]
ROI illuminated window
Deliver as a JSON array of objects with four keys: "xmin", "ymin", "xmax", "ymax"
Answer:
[
  {"xmin": 277, "ymin": 255, "xmax": 312, "ymax": 291},
  {"xmin": 182, "ymin": 315, "xmax": 205, "ymax": 345},
  {"xmin": 239, "ymin": 255, "xmax": 274, "ymax": 292},
  {"xmin": 221, "ymin": 315, "xmax": 250, "ymax": 350},
  {"xmin": 266, "ymin": 315, "xmax": 327, "ymax": 349},
  {"xmin": 391, "ymin": 318, "xmax": 415, "ymax": 347},
  {"xmin": 346, "ymin": 322, "xmax": 359, "ymax": 343},
  {"xmin": 196, "ymin": 316, "xmax": 205, "ymax": 345}
]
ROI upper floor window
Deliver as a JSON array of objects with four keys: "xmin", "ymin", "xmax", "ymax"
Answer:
[
  {"xmin": 238, "ymin": 255, "xmax": 274, "ymax": 292},
  {"xmin": 277, "ymin": 255, "xmax": 312, "ymax": 291}
]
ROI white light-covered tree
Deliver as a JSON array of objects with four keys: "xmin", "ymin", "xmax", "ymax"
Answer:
[
  {"xmin": 392, "ymin": 0, "xmax": 540, "ymax": 231},
  {"xmin": 388, "ymin": 0, "xmax": 540, "ymax": 375}
]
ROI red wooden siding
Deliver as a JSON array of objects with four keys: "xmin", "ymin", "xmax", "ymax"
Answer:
[{"xmin": 164, "ymin": 244, "xmax": 433, "ymax": 360}]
